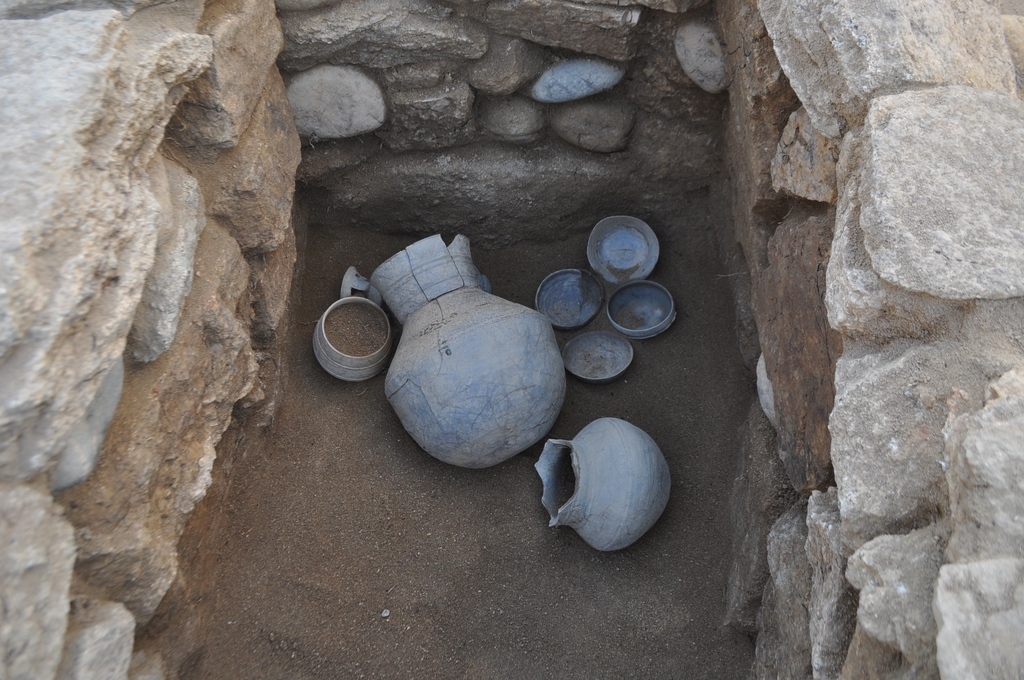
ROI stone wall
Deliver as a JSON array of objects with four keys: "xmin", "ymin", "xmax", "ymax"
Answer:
[
  {"xmin": 282, "ymin": 0, "xmax": 727, "ymax": 246},
  {"xmin": 722, "ymin": 0, "xmax": 1024, "ymax": 677},
  {"xmin": 0, "ymin": 0, "xmax": 299, "ymax": 675}
]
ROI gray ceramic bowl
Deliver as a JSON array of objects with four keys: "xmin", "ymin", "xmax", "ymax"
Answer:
[
  {"xmin": 607, "ymin": 281, "xmax": 676, "ymax": 339},
  {"xmin": 535, "ymin": 269, "xmax": 605, "ymax": 330},
  {"xmin": 562, "ymin": 331, "xmax": 633, "ymax": 384},
  {"xmin": 587, "ymin": 216, "xmax": 660, "ymax": 284}
]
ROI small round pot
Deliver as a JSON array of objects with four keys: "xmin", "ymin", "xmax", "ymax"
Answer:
[
  {"xmin": 314, "ymin": 297, "xmax": 392, "ymax": 381},
  {"xmin": 607, "ymin": 280, "xmax": 676, "ymax": 339}
]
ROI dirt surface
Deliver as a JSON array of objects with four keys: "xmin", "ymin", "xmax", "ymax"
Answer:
[
  {"xmin": 171, "ymin": 207, "xmax": 756, "ymax": 679},
  {"xmin": 323, "ymin": 302, "xmax": 389, "ymax": 357}
]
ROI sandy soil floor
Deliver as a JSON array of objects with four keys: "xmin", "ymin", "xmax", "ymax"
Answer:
[{"xmin": 170, "ymin": 209, "xmax": 756, "ymax": 679}]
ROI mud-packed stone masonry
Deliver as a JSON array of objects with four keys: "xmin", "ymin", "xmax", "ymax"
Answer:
[{"xmin": 2, "ymin": 0, "xmax": 1023, "ymax": 677}]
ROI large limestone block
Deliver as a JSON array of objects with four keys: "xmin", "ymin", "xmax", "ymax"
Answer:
[
  {"xmin": 55, "ymin": 598, "xmax": 135, "ymax": 680},
  {"xmin": 278, "ymin": 0, "xmax": 488, "ymax": 71},
  {"xmin": 825, "ymin": 129, "xmax": 962, "ymax": 341},
  {"xmin": 771, "ymin": 107, "xmax": 839, "ymax": 204},
  {"xmin": 859, "ymin": 86, "xmax": 1024, "ymax": 300},
  {"xmin": 0, "ymin": 11, "xmax": 211, "ymax": 482},
  {"xmin": 128, "ymin": 156, "xmax": 206, "ymax": 363},
  {"xmin": 725, "ymin": 404, "xmax": 799, "ymax": 633},
  {"xmin": 377, "ymin": 80, "xmax": 476, "ymax": 151},
  {"xmin": 934, "ymin": 558, "xmax": 1024, "ymax": 679},
  {"xmin": 467, "ymin": 34, "xmax": 546, "ymax": 96},
  {"xmin": 944, "ymin": 369, "xmax": 1024, "ymax": 562},
  {"xmin": 843, "ymin": 524, "xmax": 947, "ymax": 678},
  {"xmin": 59, "ymin": 220, "xmax": 257, "ymax": 625},
  {"xmin": 753, "ymin": 498, "xmax": 813, "ymax": 680},
  {"xmin": 759, "ymin": 0, "xmax": 1015, "ymax": 138},
  {"xmin": 174, "ymin": 67, "xmax": 301, "ymax": 253},
  {"xmin": 484, "ymin": 0, "xmax": 641, "ymax": 62},
  {"xmin": 170, "ymin": 0, "xmax": 283, "ymax": 148},
  {"xmin": 0, "ymin": 483, "xmax": 76, "ymax": 680},
  {"xmin": 829, "ymin": 343, "xmax": 986, "ymax": 553},
  {"xmin": 755, "ymin": 206, "xmax": 841, "ymax": 493},
  {"xmin": 805, "ymin": 488, "xmax": 856, "ymax": 680},
  {"xmin": 286, "ymin": 64, "xmax": 386, "ymax": 139}
]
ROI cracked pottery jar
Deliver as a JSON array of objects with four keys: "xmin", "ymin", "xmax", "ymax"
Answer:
[
  {"xmin": 536, "ymin": 418, "xmax": 670, "ymax": 550},
  {"xmin": 371, "ymin": 234, "xmax": 566, "ymax": 468}
]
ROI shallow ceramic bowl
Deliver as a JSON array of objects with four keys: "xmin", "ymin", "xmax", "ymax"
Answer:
[
  {"xmin": 535, "ymin": 269, "xmax": 605, "ymax": 330},
  {"xmin": 587, "ymin": 216, "xmax": 660, "ymax": 284},
  {"xmin": 562, "ymin": 331, "xmax": 633, "ymax": 384},
  {"xmin": 607, "ymin": 281, "xmax": 676, "ymax": 339}
]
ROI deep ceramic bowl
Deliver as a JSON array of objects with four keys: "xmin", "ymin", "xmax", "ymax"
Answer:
[
  {"xmin": 535, "ymin": 269, "xmax": 605, "ymax": 330},
  {"xmin": 561, "ymin": 331, "xmax": 633, "ymax": 384},
  {"xmin": 607, "ymin": 281, "xmax": 676, "ymax": 339},
  {"xmin": 587, "ymin": 216, "xmax": 660, "ymax": 284}
]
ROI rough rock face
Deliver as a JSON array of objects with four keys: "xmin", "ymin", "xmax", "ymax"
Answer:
[
  {"xmin": 805, "ymin": 488, "xmax": 856, "ymax": 680},
  {"xmin": 755, "ymin": 206, "xmax": 840, "ymax": 493},
  {"xmin": 944, "ymin": 368, "xmax": 1024, "ymax": 562},
  {"xmin": 725, "ymin": 404, "xmax": 799, "ymax": 633},
  {"xmin": 1003, "ymin": 15, "xmax": 1024, "ymax": 91},
  {"xmin": 55, "ymin": 598, "xmax": 136, "ymax": 680},
  {"xmin": 830, "ymin": 343, "xmax": 972, "ymax": 553},
  {"xmin": 59, "ymin": 221, "xmax": 257, "ymax": 626},
  {"xmin": 376, "ymin": 80, "xmax": 476, "ymax": 150},
  {"xmin": 170, "ymin": 0, "xmax": 283, "ymax": 148},
  {"xmin": 825, "ymin": 130, "xmax": 964, "ymax": 341},
  {"xmin": 128, "ymin": 157, "xmax": 206, "ymax": 363},
  {"xmin": 286, "ymin": 64, "xmax": 386, "ymax": 139},
  {"xmin": 753, "ymin": 498, "xmax": 812, "ymax": 680},
  {"xmin": 843, "ymin": 524, "xmax": 947, "ymax": 679},
  {"xmin": 759, "ymin": 0, "xmax": 1016, "ymax": 137},
  {"xmin": 0, "ymin": 484, "xmax": 76, "ymax": 680},
  {"xmin": 467, "ymin": 34, "xmax": 545, "ymax": 96},
  {"xmin": 858, "ymin": 86, "xmax": 1024, "ymax": 300},
  {"xmin": 770, "ymin": 107, "xmax": 839, "ymax": 204},
  {"xmin": 0, "ymin": 10, "xmax": 212, "ymax": 483},
  {"xmin": 172, "ymin": 67, "xmax": 301, "ymax": 253},
  {"xmin": 549, "ymin": 96, "xmax": 635, "ymax": 152},
  {"xmin": 484, "ymin": 0, "xmax": 641, "ymax": 62},
  {"xmin": 934, "ymin": 558, "xmax": 1024, "ymax": 678},
  {"xmin": 278, "ymin": 0, "xmax": 489, "ymax": 71}
]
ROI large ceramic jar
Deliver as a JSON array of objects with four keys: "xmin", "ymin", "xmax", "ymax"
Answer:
[{"xmin": 371, "ymin": 235, "xmax": 566, "ymax": 468}]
